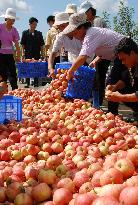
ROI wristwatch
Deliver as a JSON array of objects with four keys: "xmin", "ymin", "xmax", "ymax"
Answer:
[{"xmin": 135, "ymin": 91, "xmax": 138, "ymax": 97}]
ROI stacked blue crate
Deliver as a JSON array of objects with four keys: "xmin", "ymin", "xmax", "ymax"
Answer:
[{"xmin": 17, "ymin": 62, "xmax": 48, "ymax": 78}]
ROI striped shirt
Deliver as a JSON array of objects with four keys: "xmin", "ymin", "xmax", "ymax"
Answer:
[{"xmin": 79, "ymin": 27, "xmax": 126, "ymax": 61}]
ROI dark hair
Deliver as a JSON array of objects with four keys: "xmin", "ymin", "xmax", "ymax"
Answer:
[
  {"xmin": 29, "ymin": 17, "xmax": 38, "ymax": 24},
  {"xmin": 115, "ymin": 37, "xmax": 138, "ymax": 55},
  {"xmin": 47, "ymin": 15, "xmax": 55, "ymax": 23},
  {"xmin": 77, "ymin": 22, "xmax": 91, "ymax": 30},
  {"xmin": 87, "ymin": 7, "xmax": 96, "ymax": 16}
]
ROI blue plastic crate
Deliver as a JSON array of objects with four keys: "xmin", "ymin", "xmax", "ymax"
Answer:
[
  {"xmin": 0, "ymin": 95, "xmax": 22, "ymax": 124},
  {"xmin": 55, "ymin": 62, "xmax": 96, "ymax": 100},
  {"xmin": 17, "ymin": 62, "xmax": 48, "ymax": 78},
  {"xmin": 55, "ymin": 62, "xmax": 72, "ymax": 74},
  {"xmin": 66, "ymin": 66, "xmax": 96, "ymax": 100}
]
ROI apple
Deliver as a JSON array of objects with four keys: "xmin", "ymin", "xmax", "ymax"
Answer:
[
  {"xmin": 55, "ymin": 164, "xmax": 68, "ymax": 177},
  {"xmin": 115, "ymin": 159, "xmax": 135, "ymax": 179},
  {"xmin": 38, "ymin": 169, "xmax": 57, "ymax": 185}
]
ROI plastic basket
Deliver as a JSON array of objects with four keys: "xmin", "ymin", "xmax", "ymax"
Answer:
[
  {"xmin": 66, "ymin": 66, "xmax": 96, "ymax": 100},
  {"xmin": 17, "ymin": 62, "xmax": 48, "ymax": 78},
  {"xmin": 55, "ymin": 62, "xmax": 96, "ymax": 100},
  {"xmin": 0, "ymin": 95, "xmax": 22, "ymax": 124},
  {"xmin": 55, "ymin": 62, "xmax": 72, "ymax": 74}
]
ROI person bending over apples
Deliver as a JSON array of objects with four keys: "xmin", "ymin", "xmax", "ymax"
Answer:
[{"xmin": 105, "ymin": 38, "xmax": 138, "ymax": 124}]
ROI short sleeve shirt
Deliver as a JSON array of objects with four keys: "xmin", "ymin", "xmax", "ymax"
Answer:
[
  {"xmin": 0, "ymin": 23, "xmax": 20, "ymax": 54},
  {"xmin": 52, "ymin": 34, "xmax": 82, "ymax": 62},
  {"xmin": 45, "ymin": 26, "xmax": 59, "ymax": 56},
  {"xmin": 79, "ymin": 27, "xmax": 125, "ymax": 61}
]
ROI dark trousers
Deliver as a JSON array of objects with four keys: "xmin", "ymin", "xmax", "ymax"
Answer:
[
  {"xmin": 93, "ymin": 59, "xmax": 110, "ymax": 106},
  {"xmin": 96, "ymin": 59, "xmax": 110, "ymax": 105},
  {"xmin": 108, "ymin": 101, "xmax": 138, "ymax": 116},
  {"xmin": 54, "ymin": 56, "xmax": 60, "ymax": 67},
  {"xmin": 26, "ymin": 77, "xmax": 38, "ymax": 86},
  {"xmin": 0, "ymin": 54, "xmax": 18, "ymax": 90},
  {"xmin": 106, "ymin": 58, "xmax": 128, "ymax": 114}
]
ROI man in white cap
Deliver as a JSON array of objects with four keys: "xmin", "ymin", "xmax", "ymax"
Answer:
[
  {"xmin": 48, "ymin": 12, "xmax": 83, "ymax": 78},
  {"xmin": 65, "ymin": 4, "xmax": 77, "ymax": 16},
  {"xmin": 79, "ymin": 1, "xmax": 110, "ymax": 106},
  {"xmin": 79, "ymin": 1, "xmax": 106, "ymax": 27},
  {"xmin": 0, "ymin": 8, "xmax": 20, "ymax": 90}
]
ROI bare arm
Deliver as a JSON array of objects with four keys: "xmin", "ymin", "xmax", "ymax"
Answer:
[
  {"xmin": 106, "ymin": 80, "xmax": 126, "ymax": 92},
  {"xmin": 45, "ymin": 45, "xmax": 50, "ymax": 59},
  {"xmin": 14, "ymin": 41, "xmax": 21, "ymax": 62},
  {"xmin": 67, "ymin": 55, "xmax": 88, "ymax": 80},
  {"xmin": 106, "ymin": 91, "xmax": 138, "ymax": 102},
  {"xmin": 40, "ymin": 45, "xmax": 45, "ymax": 59},
  {"xmin": 89, "ymin": 56, "xmax": 102, "ymax": 68},
  {"xmin": 48, "ymin": 52, "xmax": 57, "ymax": 78},
  {"xmin": 21, "ymin": 45, "xmax": 25, "ymax": 59}
]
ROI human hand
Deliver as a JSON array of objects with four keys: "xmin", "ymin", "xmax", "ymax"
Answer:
[
  {"xmin": 105, "ymin": 91, "xmax": 123, "ymax": 102},
  {"xmin": 67, "ymin": 69, "xmax": 74, "ymax": 81},
  {"xmin": 105, "ymin": 84, "xmax": 116, "ymax": 92},
  {"xmin": 89, "ymin": 60, "xmax": 97, "ymax": 68},
  {"xmin": 15, "ymin": 56, "xmax": 21, "ymax": 62},
  {"xmin": 49, "ymin": 68, "xmax": 56, "ymax": 79}
]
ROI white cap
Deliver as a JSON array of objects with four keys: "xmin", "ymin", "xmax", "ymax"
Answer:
[
  {"xmin": 53, "ymin": 12, "xmax": 69, "ymax": 26},
  {"xmin": 0, "ymin": 8, "xmax": 19, "ymax": 20},
  {"xmin": 65, "ymin": 4, "xmax": 77, "ymax": 14},
  {"xmin": 62, "ymin": 13, "xmax": 87, "ymax": 35},
  {"xmin": 79, "ymin": 1, "xmax": 93, "ymax": 13}
]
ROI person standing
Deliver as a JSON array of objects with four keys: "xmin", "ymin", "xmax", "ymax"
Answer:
[
  {"xmin": 0, "ymin": 8, "xmax": 20, "ymax": 90},
  {"xmin": 21, "ymin": 17, "xmax": 45, "ymax": 88},
  {"xmin": 45, "ymin": 15, "xmax": 60, "ymax": 65},
  {"xmin": 79, "ymin": 1, "xmax": 110, "ymax": 106}
]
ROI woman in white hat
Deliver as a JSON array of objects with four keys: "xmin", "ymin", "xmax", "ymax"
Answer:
[{"xmin": 0, "ymin": 8, "xmax": 20, "ymax": 90}]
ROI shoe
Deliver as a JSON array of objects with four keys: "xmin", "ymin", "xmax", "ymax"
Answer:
[
  {"xmin": 123, "ymin": 114, "xmax": 138, "ymax": 126},
  {"xmin": 34, "ymin": 84, "xmax": 38, "ymax": 87},
  {"xmin": 24, "ymin": 85, "xmax": 30, "ymax": 88}
]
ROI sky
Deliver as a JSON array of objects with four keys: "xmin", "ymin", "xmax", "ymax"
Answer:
[{"xmin": 0, "ymin": 0, "xmax": 138, "ymax": 38}]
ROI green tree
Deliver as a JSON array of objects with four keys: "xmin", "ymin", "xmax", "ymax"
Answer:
[
  {"xmin": 113, "ymin": 0, "xmax": 138, "ymax": 42},
  {"xmin": 102, "ymin": 11, "xmax": 111, "ymax": 28}
]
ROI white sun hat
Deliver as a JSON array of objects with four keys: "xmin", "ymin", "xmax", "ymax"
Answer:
[
  {"xmin": 79, "ymin": 1, "xmax": 93, "ymax": 13},
  {"xmin": 0, "ymin": 8, "xmax": 19, "ymax": 20},
  {"xmin": 65, "ymin": 4, "xmax": 77, "ymax": 14},
  {"xmin": 62, "ymin": 13, "xmax": 87, "ymax": 35},
  {"xmin": 53, "ymin": 12, "xmax": 69, "ymax": 26}
]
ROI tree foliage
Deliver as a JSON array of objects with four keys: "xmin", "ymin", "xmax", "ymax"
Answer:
[
  {"xmin": 102, "ymin": 11, "xmax": 111, "ymax": 28},
  {"xmin": 113, "ymin": 1, "xmax": 138, "ymax": 42},
  {"xmin": 102, "ymin": 1, "xmax": 138, "ymax": 43}
]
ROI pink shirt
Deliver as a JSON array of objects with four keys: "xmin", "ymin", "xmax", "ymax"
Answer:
[
  {"xmin": 0, "ymin": 23, "xmax": 20, "ymax": 54},
  {"xmin": 79, "ymin": 27, "xmax": 126, "ymax": 61}
]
